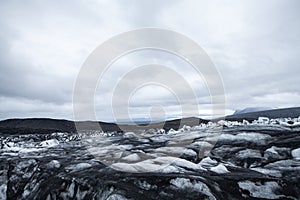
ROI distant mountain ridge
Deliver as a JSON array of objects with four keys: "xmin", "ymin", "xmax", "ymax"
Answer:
[
  {"xmin": 225, "ymin": 107, "xmax": 300, "ymax": 122},
  {"xmin": 233, "ymin": 107, "xmax": 274, "ymax": 115},
  {"xmin": 0, "ymin": 107, "xmax": 299, "ymax": 134},
  {"xmin": 0, "ymin": 117, "xmax": 208, "ymax": 135}
]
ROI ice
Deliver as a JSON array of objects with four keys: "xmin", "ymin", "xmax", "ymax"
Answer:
[
  {"xmin": 157, "ymin": 165, "xmax": 180, "ymax": 173},
  {"xmin": 265, "ymin": 159, "xmax": 300, "ymax": 170},
  {"xmin": 154, "ymin": 156, "xmax": 206, "ymax": 171},
  {"xmin": 291, "ymin": 148, "xmax": 300, "ymax": 160},
  {"xmin": 264, "ymin": 146, "xmax": 290, "ymax": 160},
  {"xmin": 170, "ymin": 178, "xmax": 216, "ymax": 199},
  {"xmin": 199, "ymin": 157, "xmax": 218, "ymax": 168},
  {"xmin": 154, "ymin": 146, "xmax": 186, "ymax": 155},
  {"xmin": 251, "ymin": 168, "xmax": 282, "ymax": 177},
  {"xmin": 242, "ymin": 120, "xmax": 250, "ymax": 125},
  {"xmin": 121, "ymin": 153, "xmax": 141, "ymax": 162},
  {"xmin": 123, "ymin": 132, "xmax": 137, "ymax": 138},
  {"xmin": 22, "ymin": 189, "xmax": 31, "ymax": 199},
  {"xmin": 111, "ymin": 156, "xmax": 206, "ymax": 173},
  {"xmin": 236, "ymin": 149, "xmax": 261, "ymax": 159},
  {"xmin": 74, "ymin": 163, "xmax": 92, "ymax": 170},
  {"xmin": 19, "ymin": 148, "xmax": 41, "ymax": 154},
  {"xmin": 1, "ymin": 115, "xmax": 300, "ymax": 199},
  {"xmin": 136, "ymin": 180, "xmax": 156, "ymax": 190},
  {"xmin": 40, "ymin": 139, "xmax": 59, "ymax": 147},
  {"xmin": 179, "ymin": 125, "xmax": 192, "ymax": 132},
  {"xmin": 182, "ymin": 149, "xmax": 197, "ymax": 157},
  {"xmin": 46, "ymin": 160, "xmax": 61, "ymax": 169},
  {"xmin": 111, "ymin": 161, "xmax": 166, "ymax": 173},
  {"xmin": 188, "ymin": 141, "xmax": 213, "ymax": 157},
  {"xmin": 218, "ymin": 132, "xmax": 271, "ymax": 142},
  {"xmin": 257, "ymin": 117, "xmax": 270, "ymax": 124},
  {"xmin": 0, "ymin": 184, "xmax": 6, "ymax": 200},
  {"xmin": 167, "ymin": 128, "xmax": 179, "ymax": 134},
  {"xmin": 210, "ymin": 164, "xmax": 229, "ymax": 174},
  {"xmin": 238, "ymin": 181, "xmax": 281, "ymax": 199},
  {"xmin": 149, "ymin": 135, "xmax": 170, "ymax": 143},
  {"xmin": 106, "ymin": 194, "xmax": 129, "ymax": 200},
  {"xmin": 158, "ymin": 129, "xmax": 166, "ymax": 134},
  {"xmin": 265, "ymin": 146, "xmax": 278, "ymax": 154},
  {"xmin": 66, "ymin": 163, "xmax": 92, "ymax": 172}
]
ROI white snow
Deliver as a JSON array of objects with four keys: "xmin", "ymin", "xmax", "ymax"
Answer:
[
  {"xmin": 157, "ymin": 165, "xmax": 180, "ymax": 173},
  {"xmin": 199, "ymin": 157, "xmax": 218, "ymax": 167},
  {"xmin": 251, "ymin": 168, "xmax": 282, "ymax": 177},
  {"xmin": 149, "ymin": 135, "xmax": 170, "ymax": 143},
  {"xmin": 167, "ymin": 128, "xmax": 179, "ymax": 134},
  {"xmin": 265, "ymin": 159, "xmax": 300, "ymax": 170},
  {"xmin": 236, "ymin": 149, "xmax": 261, "ymax": 159},
  {"xmin": 66, "ymin": 163, "xmax": 92, "ymax": 172},
  {"xmin": 40, "ymin": 139, "xmax": 59, "ymax": 147},
  {"xmin": 170, "ymin": 178, "xmax": 216, "ymax": 199},
  {"xmin": 136, "ymin": 180, "xmax": 155, "ymax": 190},
  {"xmin": 238, "ymin": 181, "xmax": 281, "ymax": 199},
  {"xmin": 106, "ymin": 194, "xmax": 129, "ymax": 200},
  {"xmin": 264, "ymin": 146, "xmax": 290, "ymax": 160},
  {"xmin": 188, "ymin": 141, "xmax": 213, "ymax": 149},
  {"xmin": 258, "ymin": 117, "xmax": 270, "ymax": 124},
  {"xmin": 121, "ymin": 153, "xmax": 141, "ymax": 162},
  {"xmin": 182, "ymin": 149, "xmax": 197, "ymax": 157},
  {"xmin": 0, "ymin": 184, "xmax": 7, "ymax": 200},
  {"xmin": 291, "ymin": 148, "xmax": 300, "ymax": 160},
  {"xmin": 218, "ymin": 132, "xmax": 271, "ymax": 142},
  {"xmin": 111, "ymin": 161, "xmax": 166, "ymax": 173},
  {"xmin": 111, "ymin": 155, "xmax": 206, "ymax": 173},
  {"xmin": 154, "ymin": 156, "xmax": 206, "ymax": 171},
  {"xmin": 75, "ymin": 163, "xmax": 92, "ymax": 170},
  {"xmin": 265, "ymin": 146, "xmax": 278, "ymax": 154},
  {"xmin": 19, "ymin": 148, "xmax": 42, "ymax": 154},
  {"xmin": 123, "ymin": 132, "xmax": 137, "ymax": 138},
  {"xmin": 210, "ymin": 164, "xmax": 229, "ymax": 174},
  {"xmin": 47, "ymin": 160, "xmax": 61, "ymax": 168},
  {"xmin": 154, "ymin": 146, "xmax": 186, "ymax": 155},
  {"xmin": 179, "ymin": 125, "xmax": 191, "ymax": 132}
]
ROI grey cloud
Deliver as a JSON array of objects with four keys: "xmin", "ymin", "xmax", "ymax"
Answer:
[{"xmin": 0, "ymin": 0, "xmax": 300, "ymax": 120}]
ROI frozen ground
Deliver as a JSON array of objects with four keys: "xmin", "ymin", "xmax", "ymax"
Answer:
[{"xmin": 0, "ymin": 117, "xmax": 300, "ymax": 199}]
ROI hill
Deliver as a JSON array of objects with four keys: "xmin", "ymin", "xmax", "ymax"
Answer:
[{"xmin": 225, "ymin": 107, "xmax": 300, "ymax": 122}]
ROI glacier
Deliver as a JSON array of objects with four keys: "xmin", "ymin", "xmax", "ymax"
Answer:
[{"xmin": 0, "ymin": 117, "xmax": 300, "ymax": 199}]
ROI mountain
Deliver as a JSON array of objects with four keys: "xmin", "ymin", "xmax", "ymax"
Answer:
[
  {"xmin": 233, "ymin": 107, "xmax": 274, "ymax": 115},
  {"xmin": 225, "ymin": 107, "xmax": 300, "ymax": 122},
  {"xmin": 0, "ymin": 117, "xmax": 208, "ymax": 135},
  {"xmin": 1, "ymin": 107, "xmax": 299, "ymax": 135}
]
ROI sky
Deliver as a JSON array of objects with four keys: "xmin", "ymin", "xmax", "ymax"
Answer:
[{"xmin": 0, "ymin": 0, "xmax": 300, "ymax": 122}]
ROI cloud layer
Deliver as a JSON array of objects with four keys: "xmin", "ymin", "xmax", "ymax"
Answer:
[{"xmin": 0, "ymin": 0, "xmax": 300, "ymax": 121}]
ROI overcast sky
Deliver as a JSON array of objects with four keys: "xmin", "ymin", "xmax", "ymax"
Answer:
[{"xmin": 0, "ymin": 0, "xmax": 300, "ymax": 121}]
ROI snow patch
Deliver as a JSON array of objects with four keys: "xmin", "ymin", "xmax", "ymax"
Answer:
[
  {"xmin": 251, "ymin": 168, "xmax": 282, "ymax": 178},
  {"xmin": 0, "ymin": 184, "xmax": 7, "ymax": 200},
  {"xmin": 238, "ymin": 181, "xmax": 281, "ymax": 199},
  {"xmin": 40, "ymin": 139, "xmax": 59, "ymax": 147},
  {"xmin": 199, "ymin": 157, "xmax": 218, "ymax": 167},
  {"xmin": 218, "ymin": 132, "xmax": 271, "ymax": 142},
  {"xmin": 66, "ymin": 163, "xmax": 92, "ymax": 172},
  {"xmin": 46, "ymin": 160, "xmax": 61, "ymax": 169},
  {"xmin": 170, "ymin": 178, "xmax": 216, "ymax": 199},
  {"xmin": 291, "ymin": 148, "xmax": 300, "ymax": 160},
  {"xmin": 210, "ymin": 164, "xmax": 229, "ymax": 174},
  {"xmin": 121, "ymin": 153, "xmax": 140, "ymax": 162}
]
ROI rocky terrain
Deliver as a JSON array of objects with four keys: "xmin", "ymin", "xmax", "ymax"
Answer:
[{"xmin": 1, "ymin": 116, "xmax": 300, "ymax": 199}]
